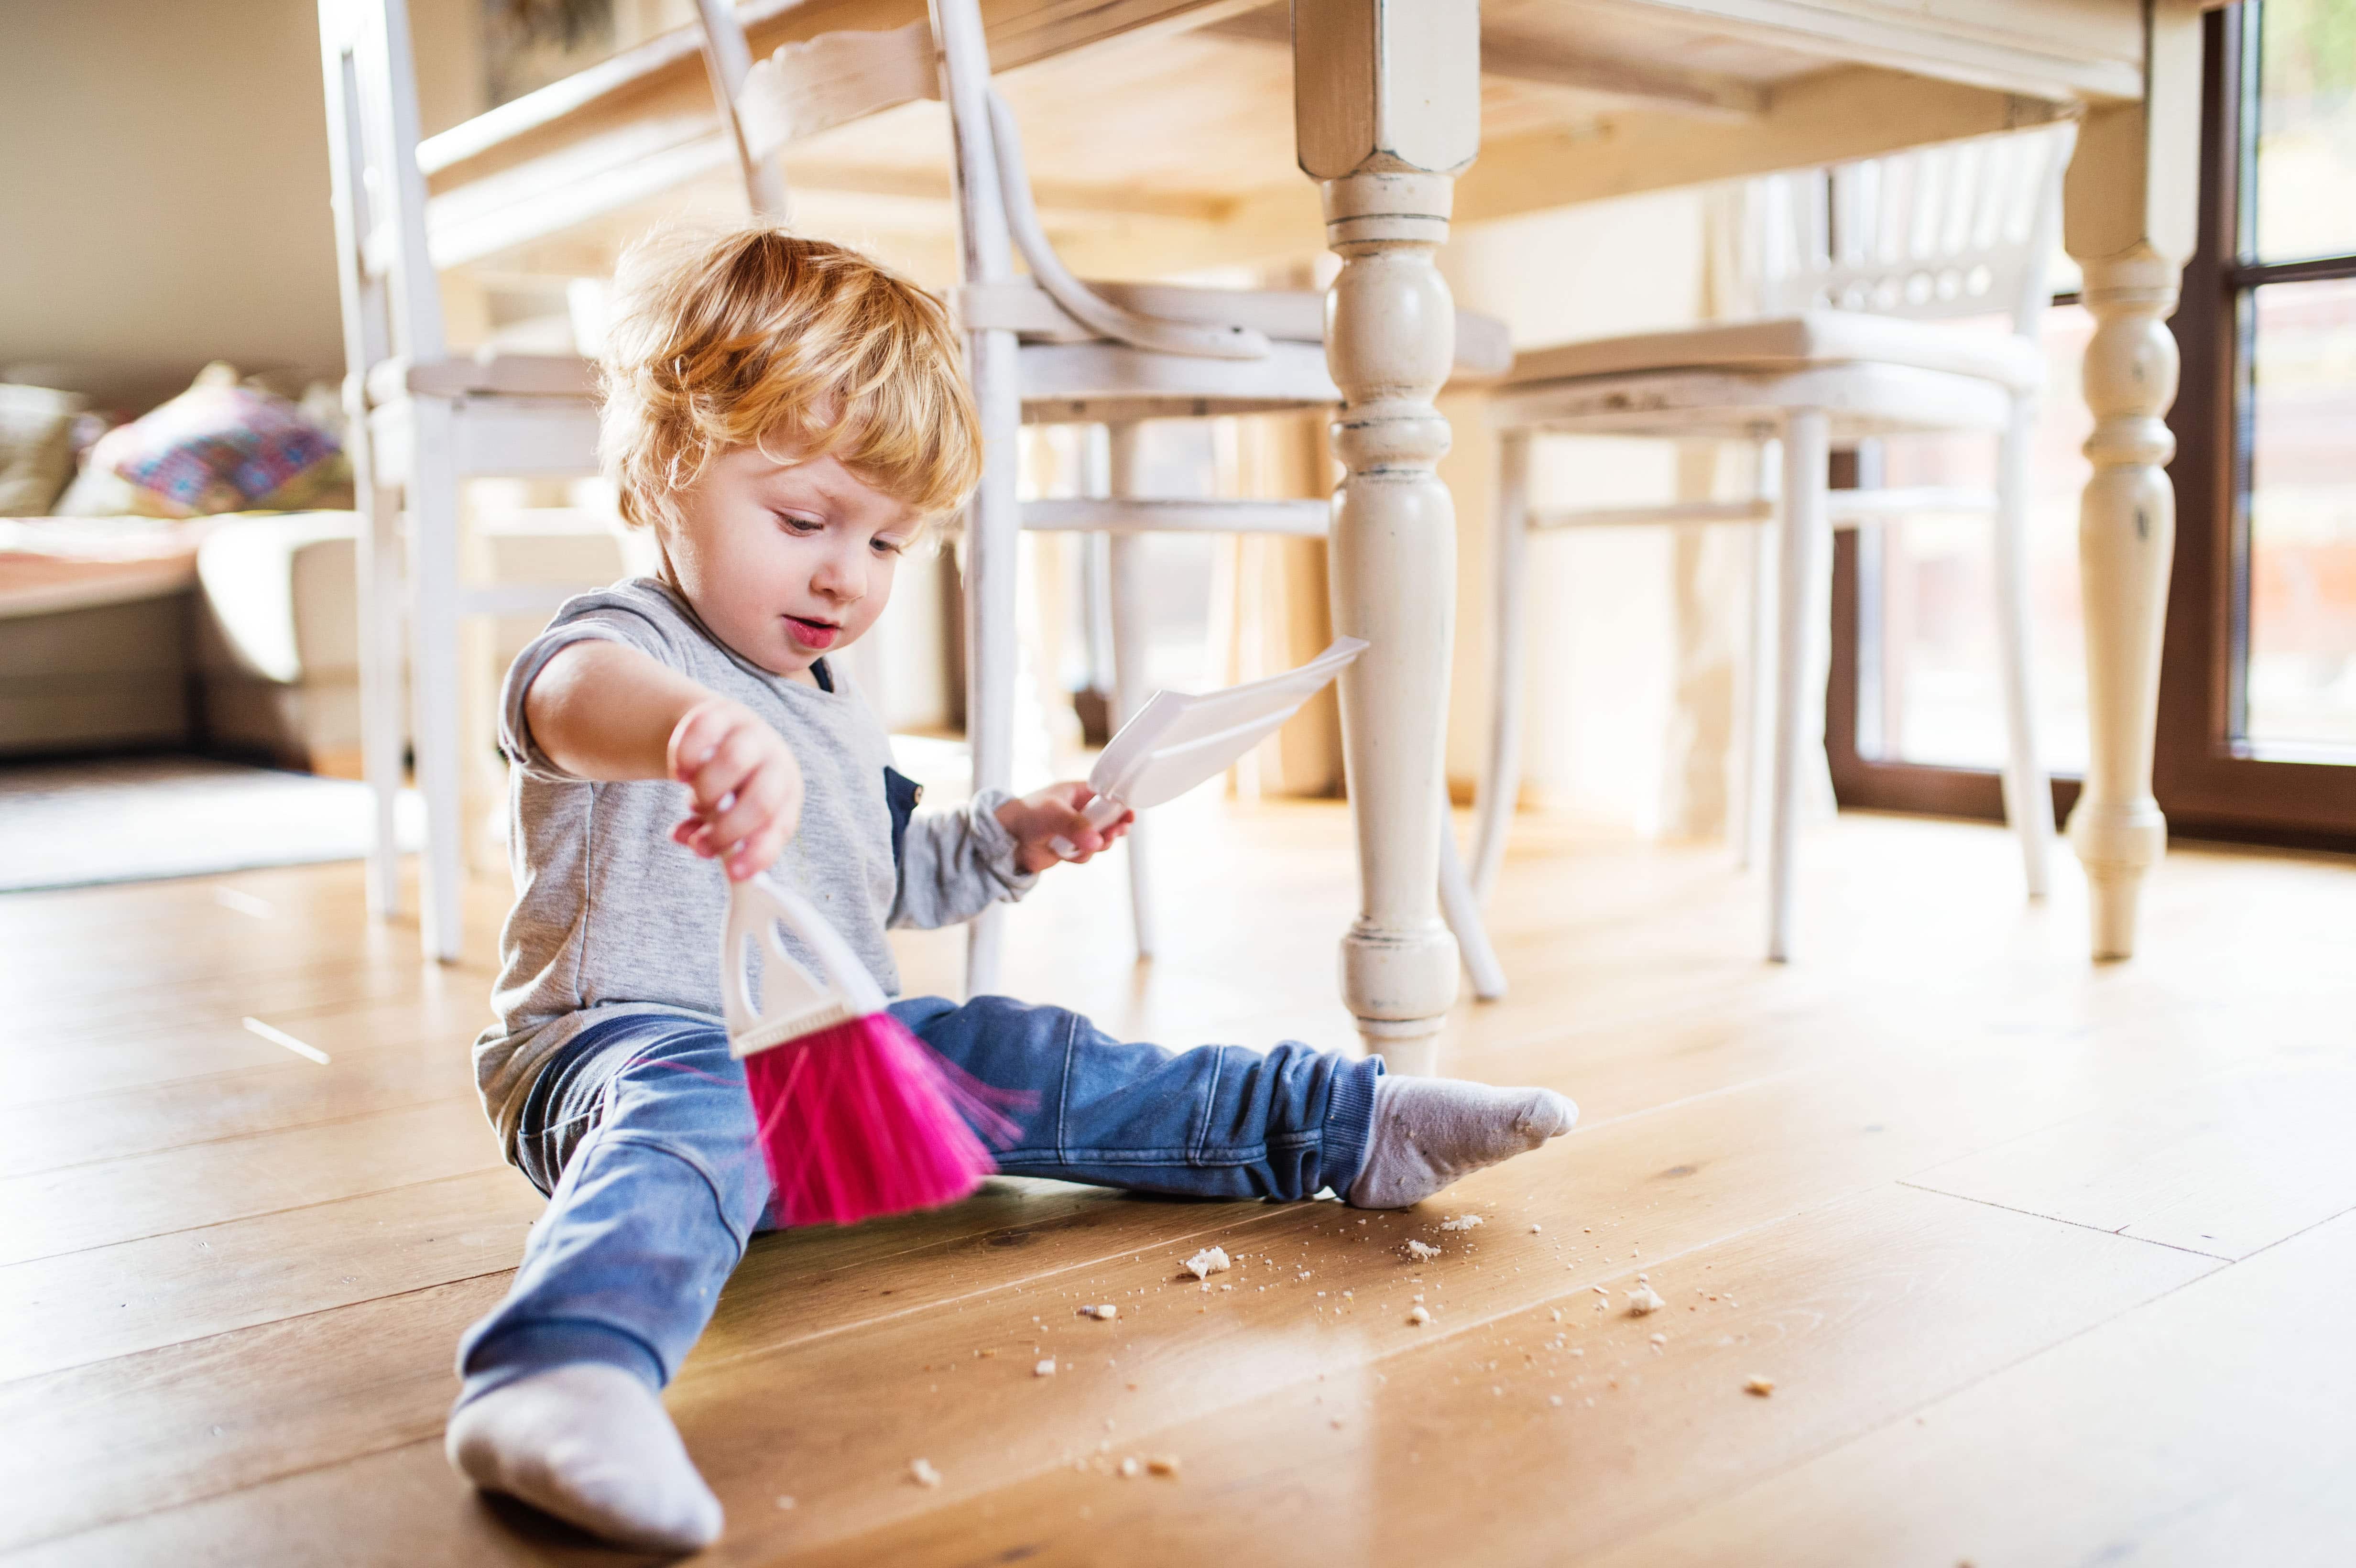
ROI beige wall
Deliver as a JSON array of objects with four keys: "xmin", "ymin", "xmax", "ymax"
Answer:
[{"xmin": 0, "ymin": 0, "xmax": 484, "ymax": 413}]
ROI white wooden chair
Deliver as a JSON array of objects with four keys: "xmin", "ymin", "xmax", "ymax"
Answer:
[
  {"xmin": 1472, "ymin": 124, "xmax": 2075, "ymax": 962},
  {"xmin": 692, "ymin": 0, "xmax": 1513, "ymax": 1002},
  {"xmin": 318, "ymin": 0, "xmax": 610, "ymax": 961}
]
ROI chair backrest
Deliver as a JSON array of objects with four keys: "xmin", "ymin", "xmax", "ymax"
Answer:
[
  {"xmin": 689, "ymin": 0, "xmax": 938, "ymax": 225},
  {"xmin": 693, "ymin": 0, "xmax": 1264, "ymax": 359},
  {"xmin": 1747, "ymin": 122, "xmax": 2077, "ymax": 336},
  {"xmin": 317, "ymin": 0, "xmax": 447, "ymax": 383}
]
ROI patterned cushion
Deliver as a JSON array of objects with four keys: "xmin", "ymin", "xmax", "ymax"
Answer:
[{"xmin": 88, "ymin": 364, "xmax": 348, "ymax": 517}]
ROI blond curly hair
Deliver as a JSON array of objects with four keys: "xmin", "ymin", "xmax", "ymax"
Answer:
[{"xmin": 597, "ymin": 227, "xmax": 980, "ymax": 532}]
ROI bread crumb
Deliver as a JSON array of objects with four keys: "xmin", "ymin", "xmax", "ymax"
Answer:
[
  {"xmin": 909, "ymin": 1458, "xmax": 941, "ymax": 1487},
  {"xmin": 1625, "ymin": 1285, "xmax": 1666, "ymax": 1315},
  {"xmin": 1094, "ymin": 1303, "xmax": 1118, "ymax": 1321},
  {"xmin": 1034, "ymin": 1359, "xmax": 1057, "ymax": 1377},
  {"xmin": 1548, "ymin": 1395, "xmax": 1564, "ymax": 1407},
  {"xmin": 1118, "ymin": 1457, "xmax": 1141, "ymax": 1479},
  {"xmin": 1182, "ymin": 1246, "xmax": 1232, "ymax": 1280},
  {"xmin": 1439, "ymin": 1214, "xmax": 1485, "ymax": 1232},
  {"xmin": 1745, "ymin": 1376, "xmax": 1775, "ymax": 1397},
  {"xmin": 1405, "ymin": 1240, "xmax": 1441, "ymax": 1261},
  {"xmin": 1529, "ymin": 1223, "xmax": 1542, "ymax": 1233},
  {"xmin": 1147, "ymin": 1455, "xmax": 1180, "ymax": 1477},
  {"xmin": 1549, "ymin": 1308, "xmax": 1563, "ymax": 1322},
  {"xmin": 1407, "ymin": 1305, "xmax": 1432, "ymax": 1326}
]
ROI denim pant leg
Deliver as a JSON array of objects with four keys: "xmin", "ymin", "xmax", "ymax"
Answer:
[
  {"xmin": 455, "ymin": 1013, "xmax": 769, "ymax": 1404},
  {"xmin": 894, "ymin": 995, "xmax": 1383, "ymax": 1201}
]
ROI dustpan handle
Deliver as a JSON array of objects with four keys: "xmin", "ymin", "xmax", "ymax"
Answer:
[{"xmin": 721, "ymin": 871, "xmax": 889, "ymax": 1038}]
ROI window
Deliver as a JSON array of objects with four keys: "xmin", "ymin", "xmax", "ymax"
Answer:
[{"xmin": 1832, "ymin": 0, "xmax": 2356, "ymax": 849}]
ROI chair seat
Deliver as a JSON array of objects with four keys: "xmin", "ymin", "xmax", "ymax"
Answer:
[
  {"xmin": 1018, "ymin": 339, "xmax": 1341, "ymax": 423},
  {"xmin": 966, "ymin": 279, "xmax": 1513, "ymax": 381},
  {"xmin": 1494, "ymin": 360, "xmax": 2017, "ymax": 441},
  {"xmin": 1505, "ymin": 311, "xmax": 2043, "ymax": 396},
  {"xmin": 1022, "ymin": 497, "xmax": 1329, "ymax": 537},
  {"xmin": 365, "ymin": 351, "xmax": 598, "ymax": 407}
]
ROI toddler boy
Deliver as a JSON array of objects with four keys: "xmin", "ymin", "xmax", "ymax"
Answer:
[{"xmin": 446, "ymin": 229, "xmax": 1576, "ymax": 1551}]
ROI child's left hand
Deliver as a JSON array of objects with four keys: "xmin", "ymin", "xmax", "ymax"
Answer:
[{"xmin": 995, "ymin": 783, "xmax": 1133, "ymax": 873}]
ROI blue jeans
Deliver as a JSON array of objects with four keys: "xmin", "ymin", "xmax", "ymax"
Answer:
[{"xmin": 456, "ymin": 996, "xmax": 1383, "ymax": 1402}]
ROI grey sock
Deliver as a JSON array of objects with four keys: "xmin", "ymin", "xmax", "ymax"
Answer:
[
  {"xmin": 447, "ymin": 1362, "xmax": 723, "ymax": 1553},
  {"xmin": 1344, "ymin": 1076, "xmax": 1578, "ymax": 1209}
]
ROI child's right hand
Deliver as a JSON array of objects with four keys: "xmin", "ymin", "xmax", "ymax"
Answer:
[{"xmin": 666, "ymin": 697, "xmax": 804, "ymax": 881}]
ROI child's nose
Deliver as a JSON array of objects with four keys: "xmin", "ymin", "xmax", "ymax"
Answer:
[{"xmin": 812, "ymin": 549, "xmax": 868, "ymax": 603}]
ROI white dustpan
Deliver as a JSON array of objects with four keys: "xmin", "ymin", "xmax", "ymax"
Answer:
[
  {"xmin": 1053, "ymin": 636, "xmax": 1369, "ymax": 856},
  {"xmin": 721, "ymin": 872, "xmax": 888, "ymax": 1058}
]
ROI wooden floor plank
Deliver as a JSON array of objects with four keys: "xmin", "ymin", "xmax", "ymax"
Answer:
[
  {"xmin": 0, "ymin": 972, "xmax": 493, "ymax": 1110},
  {"xmin": 0, "ymin": 1436, "xmax": 616, "ymax": 1568},
  {"xmin": 0, "ymin": 1276, "xmax": 509, "ymax": 1554},
  {"xmin": 0, "ymin": 1169, "xmax": 543, "ymax": 1382},
  {"xmin": 0, "ymin": 1030, "xmax": 478, "ymax": 1180},
  {"xmin": 1903, "ymin": 1060, "xmax": 2356, "ymax": 1260},
  {"xmin": 0, "ymin": 1098, "xmax": 504, "ymax": 1268},
  {"xmin": 1580, "ymin": 1205, "xmax": 2356, "ymax": 1568}
]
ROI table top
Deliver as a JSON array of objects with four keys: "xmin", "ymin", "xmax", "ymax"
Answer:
[{"xmin": 418, "ymin": 0, "xmax": 2183, "ymax": 282}]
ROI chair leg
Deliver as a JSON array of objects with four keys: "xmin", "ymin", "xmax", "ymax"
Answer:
[
  {"xmin": 1734, "ymin": 436, "xmax": 1781, "ymax": 872},
  {"xmin": 1767, "ymin": 410, "xmax": 1832, "ymax": 963},
  {"xmin": 962, "ymin": 329, "xmax": 1024, "ymax": 999},
  {"xmin": 406, "ymin": 400, "xmax": 465, "ymax": 964},
  {"xmin": 1993, "ymin": 403, "xmax": 2056, "ymax": 899},
  {"xmin": 1469, "ymin": 430, "xmax": 1531, "ymax": 905},
  {"xmin": 354, "ymin": 471, "xmax": 406, "ymax": 920},
  {"xmin": 1439, "ymin": 792, "xmax": 1506, "ymax": 1001},
  {"xmin": 1106, "ymin": 423, "xmax": 1156, "ymax": 960}
]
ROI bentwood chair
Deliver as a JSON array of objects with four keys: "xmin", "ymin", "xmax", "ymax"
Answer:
[
  {"xmin": 319, "ymin": 0, "xmax": 610, "ymax": 961},
  {"xmin": 692, "ymin": 0, "xmax": 1512, "ymax": 1002},
  {"xmin": 1473, "ymin": 124, "xmax": 2075, "ymax": 963}
]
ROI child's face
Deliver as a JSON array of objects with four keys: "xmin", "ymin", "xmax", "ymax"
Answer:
[{"xmin": 662, "ymin": 442, "xmax": 922, "ymax": 681}]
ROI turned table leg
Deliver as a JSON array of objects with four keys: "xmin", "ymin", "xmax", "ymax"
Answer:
[
  {"xmin": 2069, "ymin": 250, "xmax": 2181, "ymax": 958},
  {"xmin": 1294, "ymin": 0, "xmax": 1481, "ymax": 1071},
  {"xmin": 2061, "ymin": 13, "xmax": 2202, "ymax": 960}
]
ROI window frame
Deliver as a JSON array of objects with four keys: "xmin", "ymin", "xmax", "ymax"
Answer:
[{"xmin": 1829, "ymin": 2, "xmax": 2356, "ymax": 853}]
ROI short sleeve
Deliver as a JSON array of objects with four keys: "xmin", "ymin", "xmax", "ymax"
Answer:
[{"xmin": 499, "ymin": 592, "xmax": 685, "ymax": 782}]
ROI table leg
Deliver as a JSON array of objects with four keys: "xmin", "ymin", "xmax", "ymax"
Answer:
[
  {"xmin": 1295, "ymin": 0, "xmax": 1480, "ymax": 1071},
  {"xmin": 2061, "ymin": 12, "xmax": 2202, "ymax": 960}
]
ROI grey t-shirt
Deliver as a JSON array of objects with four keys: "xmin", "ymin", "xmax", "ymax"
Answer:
[{"xmin": 473, "ymin": 577, "xmax": 1035, "ymax": 1153}]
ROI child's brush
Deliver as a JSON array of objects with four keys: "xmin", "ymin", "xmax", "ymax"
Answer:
[{"xmin": 722, "ymin": 871, "xmax": 1024, "ymax": 1226}]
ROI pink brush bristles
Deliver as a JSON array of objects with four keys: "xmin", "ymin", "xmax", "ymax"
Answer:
[{"xmin": 742, "ymin": 1012, "xmax": 1029, "ymax": 1228}]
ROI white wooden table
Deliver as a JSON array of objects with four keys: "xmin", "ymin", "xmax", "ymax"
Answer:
[{"xmin": 422, "ymin": 0, "xmax": 2208, "ymax": 1066}]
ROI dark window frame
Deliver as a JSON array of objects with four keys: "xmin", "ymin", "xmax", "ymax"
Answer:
[{"xmin": 1828, "ymin": 2, "xmax": 2356, "ymax": 853}]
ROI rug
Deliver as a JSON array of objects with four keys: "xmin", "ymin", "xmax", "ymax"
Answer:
[{"xmin": 0, "ymin": 754, "xmax": 423, "ymax": 892}]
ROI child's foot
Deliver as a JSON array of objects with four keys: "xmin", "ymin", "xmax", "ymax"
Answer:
[
  {"xmin": 1345, "ymin": 1076, "xmax": 1577, "ymax": 1209},
  {"xmin": 446, "ymin": 1362, "xmax": 723, "ymax": 1553}
]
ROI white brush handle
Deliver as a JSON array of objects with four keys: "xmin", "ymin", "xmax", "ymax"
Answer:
[
  {"xmin": 722, "ymin": 872, "xmax": 887, "ymax": 1054},
  {"xmin": 1048, "ymin": 794, "xmax": 1129, "ymax": 861}
]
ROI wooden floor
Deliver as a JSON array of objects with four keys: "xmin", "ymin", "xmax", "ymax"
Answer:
[{"xmin": 4, "ymin": 795, "xmax": 2355, "ymax": 1566}]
